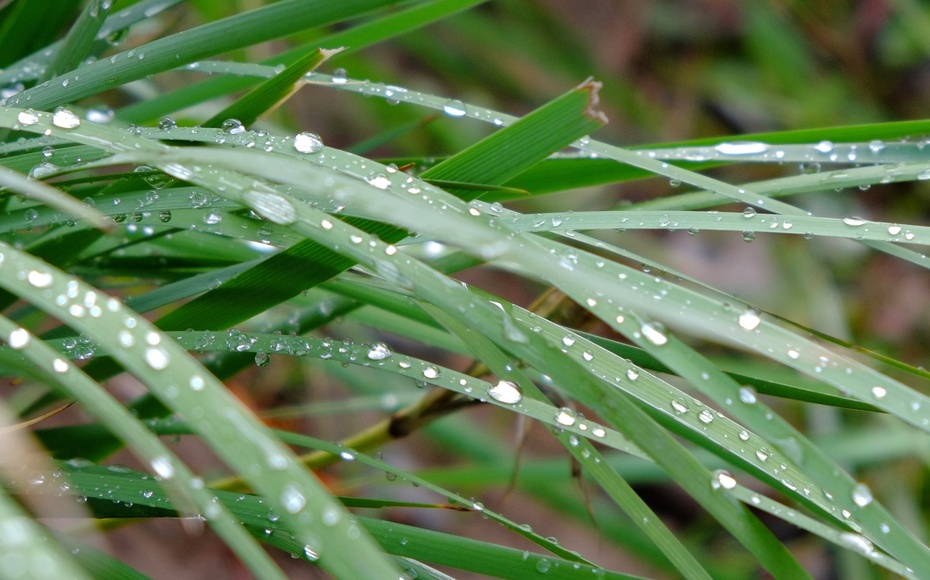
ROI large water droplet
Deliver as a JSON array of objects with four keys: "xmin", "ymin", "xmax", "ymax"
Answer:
[
  {"xmin": 281, "ymin": 484, "xmax": 306, "ymax": 513},
  {"xmin": 7, "ymin": 328, "xmax": 30, "ymax": 350},
  {"xmin": 151, "ymin": 456, "xmax": 174, "ymax": 479},
  {"xmin": 640, "ymin": 322, "xmax": 668, "ymax": 345},
  {"xmin": 711, "ymin": 469, "xmax": 737, "ymax": 490},
  {"xmin": 842, "ymin": 216, "xmax": 868, "ymax": 227},
  {"xmin": 52, "ymin": 108, "xmax": 81, "ymax": 129},
  {"xmin": 852, "ymin": 483, "xmax": 873, "ymax": 507},
  {"xmin": 488, "ymin": 380, "xmax": 522, "ymax": 404},
  {"xmin": 422, "ymin": 365, "xmax": 440, "ymax": 379},
  {"xmin": 442, "ymin": 99, "xmax": 466, "ymax": 117},
  {"xmin": 144, "ymin": 347, "xmax": 170, "ymax": 370},
  {"xmin": 17, "ymin": 109, "xmax": 39, "ymax": 126},
  {"xmin": 243, "ymin": 190, "xmax": 296, "ymax": 225},
  {"xmin": 332, "ymin": 68, "xmax": 348, "ymax": 84},
  {"xmin": 839, "ymin": 532, "xmax": 874, "ymax": 555},
  {"xmin": 221, "ymin": 119, "xmax": 245, "ymax": 134},
  {"xmin": 738, "ymin": 308, "xmax": 762, "ymax": 330},
  {"xmin": 814, "ymin": 140, "xmax": 834, "ymax": 153},
  {"xmin": 27, "ymin": 270, "xmax": 53, "ymax": 288},
  {"xmin": 366, "ymin": 342, "xmax": 393, "ymax": 361},
  {"xmin": 366, "ymin": 172, "xmax": 391, "ymax": 189},
  {"xmin": 714, "ymin": 141, "xmax": 769, "ymax": 155},
  {"xmin": 294, "ymin": 132, "xmax": 323, "ymax": 154},
  {"xmin": 555, "ymin": 407, "xmax": 576, "ymax": 426}
]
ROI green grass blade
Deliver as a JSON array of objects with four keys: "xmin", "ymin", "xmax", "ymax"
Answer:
[
  {"xmin": 40, "ymin": 0, "xmax": 112, "ymax": 82},
  {"xmin": 5, "ymin": 0, "xmax": 400, "ymax": 111},
  {"xmin": 203, "ymin": 47, "xmax": 340, "ymax": 129},
  {"xmin": 116, "ymin": 0, "xmax": 491, "ymax": 124}
]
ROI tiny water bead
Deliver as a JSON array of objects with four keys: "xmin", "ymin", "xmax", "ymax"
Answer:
[
  {"xmin": 331, "ymin": 68, "xmax": 348, "ymax": 84},
  {"xmin": 488, "ymin": 380, "xmax": 522, "ymax": 405},
  {"xmin": 293, "ymin": 131, "xmax": 324, "ymax": 154},
  {"xmin": 51, "ymin": 108, "xmax": 81, "ymax": 129}
]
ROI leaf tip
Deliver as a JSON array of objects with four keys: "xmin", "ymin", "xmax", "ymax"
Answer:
[{"xmin": 575, "ymin": 77, "xmax": 608, "ymax": 124}]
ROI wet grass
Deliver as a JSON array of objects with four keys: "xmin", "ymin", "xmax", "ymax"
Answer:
[{"xmin": 1, "ymin": 1, "xmax": 930, "ymax": 578}]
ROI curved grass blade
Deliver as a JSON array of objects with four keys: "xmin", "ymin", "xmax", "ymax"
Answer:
[
  {"xmin": 5, "ymin": 0, "xmax": 400, "ymax": 111},
  {"xmin": 40, "ymin": 0, "xmax": 112, "ymax": 82}
]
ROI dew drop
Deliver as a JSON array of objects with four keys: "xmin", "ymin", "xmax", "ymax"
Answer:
[
  {"xmin": 871, "ymin": 386, "xmax": 887, "ymax": 399},
  {"xmin": 366, "ymin": 172, "xmax": 391, "ymax": 189},
  {"xmin": 640, "ymin": 322, "xmax": 668, "ymax": 346},
  {"xmin": 555, "ymin": 407, "xmax": 576, "ymax": 426},
  {"xmin": 698, "ymin": 409, "xmax": 714, "ymax": 424},
  {"xmin": 189, "ymin": 376, "xmax": 205, "ymax": 391},
  {"xmin": 27, "ymin": 270, "xmax": 53, "ymax": 288},
  {"xmin": 422, "ymin": 365, "xmax": 440, "ymax": 379},
  {"xmin": 488, "ymin": 380, "xmax": 522, "ymax": 404},
  {"xmin": 888, "ymin": 224, "xmax": 902, "ymax": 235},
  {"xmin": 562, "ymin": 336, "xmax": 575, "ymax": 347},
  {"xmin": 7, "ymin": 328, "xmax": 29, "ymax": 350},
  {"xmin": 144, "ymin": 347, "xmax": 170, "ymax": 370},
  {"xmin": 332, "ymin": 68, "xmax": 348, "ymax": 84},
  {"xmin": 711, "ymin": 469, "xmax": 737, "ymax": 490},
  {"xmin": 366, "ymin": 342, "xmax": 393, "ymax": 361},
  {"xmin": 840, "ymin": 532, "xmax": 874, "ymax": 555},
  {"xmin": 17, "ymin": 109, "xmax": 39, "ymax": 125},
  {"xmin": 281, "ymin": 484, "xmax": 306, "ymax": 513},
  {"xmin": 221, "ymin": 119, "xmax": 245, "ymax": 134},
  {"xmin": 151, "ymin": 456, "xmax": 174, "ymax": 479},
  {"xmin": 738, "ymin": 386, "xmax": 758, "ymax": 404},
  {"xmin": 714, "ymin": 141, "xmax": 769, "ymax": 155},
  {"xmin": 814, "ymin": 140, "xmax": 834, "ymax": 153},
  {"xmin": 738, "ymin": 308, "xmax": 762, "ymax": 330},
  {"xmin": 852, "ymin": 483, "xmax": 873, "ymax": 507},
  {"xmin": 243, "ymin": 190, "xmax": 296, "ymax": 225},
  {"xmin": 293, "ymin": 131, "xmax": 323, "ymax": 154},
  {"xmin": 626, "ymin": 368, "xmax": 639, "ymax": 381},
  {"xmin": 842, "ymin": 216, "xmax": 868, "ymax": 227},
  {"xmin": 52, "ymin": 108, "xmax": 81, "ymax": 129},
  {"xmin": 442, "ymin": 99, "xmax": 467, "ymax": 117}
]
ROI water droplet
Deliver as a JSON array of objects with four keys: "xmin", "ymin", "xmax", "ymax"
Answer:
[
  {"xmin": 254, "ymin": 351, "xmax": 270, "ymax": 367},
  {"xmin": 787, "ymin": 349, "xmax": 800, "ymax": 359},
  {"xmin": 626, "ymin": 368, "xmax": 639, "ymax": 381},
  {"xmin": 918, "ymin": 170, "xmax": 930, "ymax": 181},
  {"xmin": 27, "ymin": 270, "xmax": 53, "ymax": 288},
  {"xmin": 52, "ymin": 358, "xmax": 68, "ymax": 373},
  {"xmin": 742, "ymin": 207, "xmax": 757, "ymax": 218},
  {"xmin": 536, "ymin": 558, "xmax": 552, "ymax": 573},
  {"xmin": 741, "ymin": 231, "xmax": 756, "ymax": 243},
  {"xmin": 714, "ymin": 141, "xmax": 769, "ymax": 155},
  {"xmin": 698, "ymin": 409, "xmax": 714, "ymax": 424},
  {"xmin": 888, "ymin": 224, "xmax": 902, "ymax": 235},
  {"xmin": 17, "ymin": 109, "xmax": 39, "ymax": 125},
  {"xmin": 331, "ymin": 68, "xmax": 348, "ymax": 84},
  {"xmin": 189, "ymin": 376, "xmax": 205, "ymax": 391},
  {"xmin": 221, "ymin": 119, "xmax": 245, "ymax": 134},
  {"xmin": 871, "ymin": 386, "xmax": 887, "ymax": 399},
  {"xmin": 366, "ymin": 342, "xmax": 392, "ymax": 361},
  {"xmin": 562, "ymin": 336, "xmax": 575, "ymax": 347},
  {"xmin": 640, "ymin": 322, "xmax": 668, "ymax": 346},
  {"xmin": 814, "ymin": 140, "xmax": 834, "ymax": 153},
  {"xmin": 203, "ymin": 212, "xmax": 222, "ymax": 225},
  {"xmin": 294, "ymin": 132, "xmax": 323, "ymax": 154},
  {"xmin": 144, "ymin": 347, "xmax": 170, "ymax": 370},
  {"xmin": 442, "ymin": 99, "xmax": 467, "ymax": 117},
  {"xmin": 738, "ymin": 386, "xmax": 757, "ymax": 404},
  {"xmin": 738, "ymin": 430, "xmax": 750, "ymax": 441},
  {"xmin": 670, "ymin": 399, "xmax": 688, "ymax": 414},
  {"xmin": 711, "ymin": 469, "xmax": 737, "ymax": 490},
  {"xmin": 242, "ymin": 190, "xmax": 296, "ymax": 225},
  {"xmin": 555, "ymin": 407, "xmax": 576, "ymax": 426},
  {"xmin": 52, "ymin": 108, "xmax": 81, "ymax": 129},
  {"xmin": 488, "ymin": 380, "xmax": 522, "ymax": 404},
  {"xmin": 151, "ymin": 456, "xmax": 174, "ymax": 479},
  {"xmin": 852, "ymin": 483, "xmax": 873, "ymax": 507},
  {"xmin": 366, "ymin": 172, "xmax": 391, "ymax": 189},
  {"xmin": 842, "ymin": 216, "xmax": 868, "ymax": 227},
  {"xmin": 839, "ymin": 532, "xmax": 874, "ymax": 555},
  {"xmin": 422, "ymin": 366, "xmax": 440, "ymax": 379},
  {"xmin": 7, "ymin": 328, "xmax": 29, "ymax": 349},
  {"xmin": 738, "ymin": 308, "xmax": 761, "ymax": 330},
  {"xmin": 868, "ymin": 140, "xmax": 885, "ymax": 153},
  {"xmin": 158, "ymin": 117, "xmax": 176, "ymax": 130},
  {"xmin": 281, "ymin": 484, "xmax": 306, "ymax": 513}
]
